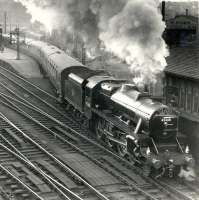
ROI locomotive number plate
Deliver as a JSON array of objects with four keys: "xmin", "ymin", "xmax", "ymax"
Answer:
[{"xmin": 161, "ymin": 117, "xmax": 172, "ymax": 122}]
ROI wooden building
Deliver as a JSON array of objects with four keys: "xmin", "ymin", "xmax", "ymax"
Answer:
[
  {"xmin": 165, "ymin": 46, "xmax": 199, "ymax": 114},
  {"xmin": 164, "ymin": 45, "xmax": 199, "ymax": 161}
]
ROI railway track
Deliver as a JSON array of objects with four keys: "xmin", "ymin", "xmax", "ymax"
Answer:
[
  {"xmin": 0, "ymin": 87, "xmax": 172, "ymax": 200},
  {"xmin": 0, "ymin": 104, "xmax": 168, "ymax": 199},
  {"xmin": 156, "ymin": 178, "xmax": 199, "ymax": 200},
  {"xmin": 0, "ymin": 115, "xmax": 110, "ymax": 200},
  {"xmin": 0, "ymin": 65, "xmax": 198, "ymax": 199}
]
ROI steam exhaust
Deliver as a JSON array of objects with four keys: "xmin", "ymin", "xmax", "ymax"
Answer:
[{"xmin": 178, "ymin": 166, "xmax": 196, "ymax": 182}]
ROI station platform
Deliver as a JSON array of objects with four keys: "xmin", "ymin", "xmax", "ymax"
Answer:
[{"xmin": 0, "ymin": 48, "xmax": 43, "ymax": 78}]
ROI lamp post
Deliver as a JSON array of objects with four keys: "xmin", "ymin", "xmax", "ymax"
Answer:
[
  {"xmin": 4, "ymin": 11, "xmax": 7, "ymax": 34},
  {"xmin": 16, "ymin": 27, "xmax": 20, "ymax": 60},
  {"xmin": 0, "ymin": 24, "xmax": 3, "ymax": 52},
  {"xmin": 0, "ymin": 25, "xmax": 2, "ymax": 46}
]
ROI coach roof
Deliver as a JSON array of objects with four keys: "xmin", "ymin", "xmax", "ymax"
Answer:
[{"xmin": 49, "ymin": 50, "xmax": 84, "ymax": 74}]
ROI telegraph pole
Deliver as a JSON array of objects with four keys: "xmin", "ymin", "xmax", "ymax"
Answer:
[
  {"xmin": 72, "ymin": 33, "xmax": 78, "ymax": 58},
  {"xmin": 16, "ymin": 27, "xmax": 20, "ymax": 60},
  {"xmin": 9, "ymin": 31, "xmax": 12, "ymax": 44},
  {"xmin": 4, "ymin": 11, "xmax": 7, "ymax": 34},
  {"xmin": 0, "ymin": 24, "xmax": 2, "ymax": 51},
  {"xmin": 81, "ymin": 43, "xmax": 86, "ymax": 65},
  {"xmin": 0, "ymin": 25, "xmax": 2, "ymax": 44}
]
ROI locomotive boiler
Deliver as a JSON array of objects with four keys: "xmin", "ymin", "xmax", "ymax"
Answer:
[{"xmin": 4, "ymin": 35, "xmax": 194, "ymax": 178}]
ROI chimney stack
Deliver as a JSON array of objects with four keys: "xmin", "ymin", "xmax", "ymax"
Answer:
[{"xmin": 162, "ymin": 1, "xmax": 166, "ymax": 21}]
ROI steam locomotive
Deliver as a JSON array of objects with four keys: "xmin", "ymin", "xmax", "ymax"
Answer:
[{"xmin": 3, "ymin": 35, "xmax": 195, "ymax": 178}]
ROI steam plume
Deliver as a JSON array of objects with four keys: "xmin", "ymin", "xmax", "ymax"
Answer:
[
  {"xmin": 98, "ymin": 0, "xmax": 168, "ymax": 84},
  {"xmin": 178, "ymin": 166, "xmax": 196, "ymax": 182},
  {"xmin": 14, "ymin": 0, "xmax": 169, "ymax": 84}
]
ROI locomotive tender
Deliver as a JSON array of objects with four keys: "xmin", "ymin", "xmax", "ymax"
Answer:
[{"xmin": 3, "ymin": 35, "xmax": 194, "ymax": 177}]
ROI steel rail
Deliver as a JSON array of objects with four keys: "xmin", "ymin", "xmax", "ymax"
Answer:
[
  {"xmin": 0, "ymin": 92, "xmax": 185, "ymax": 200},
  {"xmin": 0, "ymin": 134, "xmax": 82, "ymax": 200},
  {"xmin": 0, "ymin": 93, "xmax": 180, "ymax": 200},
  {"xmin": 0, "ymin": 88, "xmax": 128, "ymax": 162},
  {"xmin": 0, "ymin": 109, "xmax": 110, "ymax": 200},
  {"xmin": 0, "ymin": 90, "xmax": 128, "ymax": 164},
  {"xmin": 155, "ymin": 180, "xmax": 193, "ymax": 200},
  {"xmin": 0, "ymin": 48, "xmax": 195, "ymax": 200},
  {"xmin": 185, "ymin": 181, "xmax": 199, "ymax": 196},
  {"xmin": 0, "ymin": 65, "xmax": 57, "ymax": 100},
  {"xmin": 0, "ymin": 163, "xmax": 44, "ymax": 200},
  {"xmin": 0, "ymin": 90, "xmax": 63, "ymax": 124},
  {"xmin": 0, "ymin": 93, "xmax": 162, "ymax": 200},
  {"xmin": 0, "ymin": 71, "xmax": 67, "ymax": 119},
  {"xmin": 0, "ymin": 187, "xmax": 11, "ymax": 200},
  {"xmin": 0, "ymin": 66, "xmax": 191, "ymax": 200},
  {"xmin": 0, "ymin": 131, "xmax": 84, "ymax": 200}
]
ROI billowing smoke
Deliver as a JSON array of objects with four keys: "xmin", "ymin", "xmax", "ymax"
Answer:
[
  {"xmin": 97, "ymin": 0, "xmax": 168, "ymax": 84},
  {"xmin": 14, "ymin": 0, "xmax": 169, "ymax": 85},
  {"xmin": 178, "ymin": 166, "xmax": 196, "ymax": 182},
  {"xmin": 14, "ymin": 0, "xmax": 99, "ymax": 48},
  {"xmin": 14, "ymin": 0, "xmax": 61, "ymax": 32}
]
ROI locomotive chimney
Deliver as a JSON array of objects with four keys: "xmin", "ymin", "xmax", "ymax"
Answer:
[{"xmin": 162, "ymin": 1, "xmax": 166, "ymax": 22}]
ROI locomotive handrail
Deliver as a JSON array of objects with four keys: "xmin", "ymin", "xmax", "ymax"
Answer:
[
  {"xmin": 176, "ymin": 137, "xmax": 184, "ymax": 153},
  {"xmin": 133, "ymin": 118, "xmax": 142, "ymax": 135},
  {"xmin": 151, "ymin": 138, "xmax": 159, "ymax": 154}
]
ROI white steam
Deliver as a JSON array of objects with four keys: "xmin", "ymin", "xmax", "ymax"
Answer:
[
  {"xmin": 98, "ymin": 0, "xmax": 169, "ymax": 84},
  {"xmin": 14, "ymin": 0, "xmax": 169, "ymax": 85},
  {"xmin": 14, "ymin": 0, "xmax": 73, "ymax": 33},
  {"xmin": 178, "ymin": 166, "xmax": 196, "ymax": 182}
]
